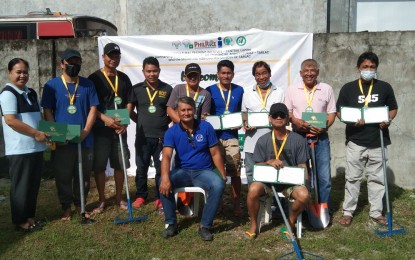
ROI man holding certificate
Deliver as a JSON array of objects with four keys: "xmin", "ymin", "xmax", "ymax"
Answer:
[
  {"xmin": 241, "ymin": 61, "xmax": 285, "ymax": 184},
  {"xmin": 284, "ymin": 59, "xmax": 336, "ymax": 212},
  {"xmin": 206, "ymin": 60, "xmax": 244, "ymax": 216},
  {"xmin": 41, "ymin": 49, "xmax": 99, "ymax": 220},
  {"xmin": 88, "ymin": 43, "xmax": 132, "ymax": 213},
  {"xmin": 336, "ymin": 51, "xmax": 398, "ymax": 226},
  {"xmin": 245, "ymin": 103, "xmax": 309, "ymax": 239}
]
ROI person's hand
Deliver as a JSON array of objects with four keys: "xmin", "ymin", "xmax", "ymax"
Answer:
[
  {"xmin": 354, "ymin": 119, "xmax": 365, "ymax": 127},
  {"xmin": 201, "ymin": 112, "xmax": 210, "ymax": 121},
  {"xmin": 309, "ymin": 126, "xmax": 326, "ymax": 135},
  {"xmin": 244, "ymin": 121, "xmax": 255, "ymax": 131},
  {"xmin": 103, "ymin": 114, "xmax": 122, "ymax": 129},
  {"xmin": 34, "ymin": 130, "xmax": 49, "ymax": 142},
  {"xmin": 293, "ymin": 117, "xmax": 310, "ymax": 132},
  {"xmin": 379, "ymin": 120, "xmax": 391, "ymax": 129},
  {"xmin": 159, "ymin": 179, "xmax": 172, "ymax": 197},
  {"xmin": 80, "ymin": 129, "xmax": 89, "ymax": 141},
  {"xmin": 115, "ymin": 125, "xmax": 127, "ymax": 135},
  {"xmin": 266, "ymin": 159, "xmax": 284, "ymax": 169}
]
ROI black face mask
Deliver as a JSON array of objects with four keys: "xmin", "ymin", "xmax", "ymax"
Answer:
[{"xmin": 65, "ymin": 64, "xmax": 81, "ymax": 77}]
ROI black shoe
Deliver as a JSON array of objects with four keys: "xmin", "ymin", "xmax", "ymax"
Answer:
[
  {"xmin": 15, "ymin": 223, "xmax": 42, "ymax": 233},
  {"xmin": 198, "ymin": 227, "xmax": 213, "ymax": 241},
  {"xmin": 162, "ymin": 224, "xmax": 178, "ymax": 238}
]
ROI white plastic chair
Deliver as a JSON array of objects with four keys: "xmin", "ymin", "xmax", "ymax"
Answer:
[{"xmin": 174, "ymin": 187, "xmax": 206, "ymax": 217}]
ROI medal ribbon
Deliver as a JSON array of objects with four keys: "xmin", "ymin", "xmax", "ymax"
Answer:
[
  {"xmin": 272, "ymin": 130, "xmax": 288, "ymax": 160},
  {"xmin": 217, "ymin": 83, "xmax": 232, "ymax": 112},
  {"xmin": 102, "ymin": 70, "xmax": 119, "ymax": 97},
  {"xmin": 146, "ymin": 85, "xmax": 158, "ymax": 106},
  {"xmin": 358, "ymin": 79, "xmax": 374, "ymax": 107},
  {"xmin": 61, "ymin": 75, "xmax": 79, "ymax": 105},
  {"xmin": 303, "ymin": 83, "xmax": 317, "ymax": 108},
  {"xmin": 256, "ymin": 85, "xmax": 271, "ymax": 110},
  {"xmin": 186, "ymin": 84, "xmax": 200, "ymax": 101}
]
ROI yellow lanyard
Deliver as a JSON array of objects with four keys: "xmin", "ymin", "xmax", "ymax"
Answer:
[
  {"xmin": 358, "ymin": 79, "xmax": 374, "ymax": 107},
  {"xmin": 186, "ymin": 84, "xmax": 200, "ymax": 101},
  {"xmin": 102, "ymin": 70, "xmax": 119, "ymax": 97},
  {"xmin": 272, "ymin": 130, "xmax": 288, "ymax": 160},
  {"xmin": 146, "ymin": 85, "xmax": 158, "ymax": 106},
  {"xmin": 61, "ymin": 75, "xmax": 79, "ymax": 105},
  {"xmin": 256, "ymin": 85, "xmax": 271, "ymax": 110},
  {"xmin": 303, "ymin": 83, "xmax": 317, "ymax": 108},
  {"xmin": 217, "ymin": 83, "xmax": 231, "ymax": 112}
]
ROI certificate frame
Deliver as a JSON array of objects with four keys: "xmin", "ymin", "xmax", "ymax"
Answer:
[
  {"xmin": 340, "ymin": 106, "xmax": 390, "ymax": 124},
  {"xmin": 253, "ymin": 164, "xmax": 305, "ymax": 185},
  {"xmin": 221, "ymin": 112, "xmax": 243, "ymax": 130},
  {"xmin": 105, "ymin": 108, "xmax": 130, "ymax": 125},
  {"xmin": 247, "ymin": 112, "xmax": 271, "ymax": 128},
  {"xmin": 205, "ymin": 115, "xmax": 222, "ymax": 130},
  {"xmin": 37, "ymin": 120, "xmax": 67, "ymax": 143}
]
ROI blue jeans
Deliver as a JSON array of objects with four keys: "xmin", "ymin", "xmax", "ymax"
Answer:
[
  {"xmin": 135, "ymin": 137, "xmax": 162, "ymax": 200},
  {"xmin": 308, "ymin": 133, "xmax": 331, "ymax": 205},
  {"xmin": 159, "ymin": 168, "xmax": 225, "ymax": 228}
]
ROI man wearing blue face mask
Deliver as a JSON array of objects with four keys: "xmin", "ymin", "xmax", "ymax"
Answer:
[
  {"xmin": 41, "ymin": 48, "xmax": 99, "ymax": 221},
  {"xmin": 336, "ymin": 51, "xmax": 398, "ymax": 227}
]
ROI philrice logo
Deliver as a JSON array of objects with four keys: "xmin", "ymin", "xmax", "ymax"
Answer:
[{"xmin": 195, "ymin": 134, "xmax": 204, "ymax": 142}]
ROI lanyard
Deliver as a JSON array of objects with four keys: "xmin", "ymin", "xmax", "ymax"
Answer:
[
  {"xmin": 102, "ymin": 70, "xmax": 119, "ymax": 97},
  {"xmin": 303, "ymin": 83, "xmax": 317, "ymax": 107},
  {"xmin": 217, "ymin": 83, "xmax": 231, "ymax": 112},
  {"xmin": 61, "ymin": 75, "xmax": 79, "ymax": 105},
  {"xmin": 272, "ymin": 130, "xmax": 288, "ymax": 160},
  {"xmin": 146, "ymin": 85, "xmax": 158, "ymax": 106},
  {"xmin": 358, "ymin": 79, "xmax": 374, "ymax": 107},
  {"xmin": 186, "ymin": 84, "xmax": 200, "ymax": 101},
  {"xmin": 256, "ymin": 85, "xmax": 271, "ymax": 110}
]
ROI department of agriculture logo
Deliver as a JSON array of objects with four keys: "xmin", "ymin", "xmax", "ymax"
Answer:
[
  {"xmin": 236, "ymin": 36, "xmax": 247, "ymax": 46},
  {"xmin": 311, "ymin": 116, "xmax": 317, "ymax": 121},
  {"xmin": 49, "ymin": 126, "xmax": 56, "ymax": 132}
]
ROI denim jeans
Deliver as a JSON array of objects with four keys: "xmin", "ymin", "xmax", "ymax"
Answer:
[
  {"xmin": 159, "ymin": 168, "xmax": 225, "ymax": 228},
  {"xmin": 135, "ymin": 137, "xmax": 162, "ymax": 200},
  {"xmin": 308, "ymin": 133, "xmax": 331, "ymax": 205}
]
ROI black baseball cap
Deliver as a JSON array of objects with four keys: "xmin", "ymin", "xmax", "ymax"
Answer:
[
  {"xmin": 269, "ymin": 103, "xmax": 289, "ymax": 116},
  {"xmin": 184, "ymin": 63, "xmax": 201, "ymax": 76},
  {"xmin": 103, "ymin": 43, "xmax": 121, "ymax": 55},
  {"xmin": 61, "ymin": 48, "xmax": 81, "ymax": 61}
]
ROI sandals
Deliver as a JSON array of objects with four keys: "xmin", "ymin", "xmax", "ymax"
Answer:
[
  {"xmin": 244, "ymin": 231, "xmax": 257, "ymax": 240},
  {"xmin": 119, "ymin": 201, "xmax": 128, "ymax": 210},
  {"xmin": 60, "ymin": 208, "xmax": 72, "ymax": 221},
  {"xmin": 280, "ymin": 227, "xmax": 296, "ymax": 241},
  {"xmin": 92, "ymin": 202, "xmax": 106, "ymax": 215},
  {"xmin": 371, "ymin": 215, "xmax": 387, "ymax": 225},
  {"xmin": 339, "ymin": 215, "xmax": 353, "ymax": 227},
  {"xmin": 16, "ymin": 223, "xmax": 42, "ymax": 233}
]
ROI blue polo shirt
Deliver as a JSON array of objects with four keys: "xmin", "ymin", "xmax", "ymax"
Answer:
[
  {"xmin": 164, "ymin": 120, "xmax": 218, "ymax": 169},
  {"xmin": 206, "ymin": 83, "xmax": 244, "ymax": 140},
  {"xmin": 41, "ymin": 76, "xmax": 99, "ymax": 148}
]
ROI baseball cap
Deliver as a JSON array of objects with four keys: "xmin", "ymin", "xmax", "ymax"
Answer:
[
  {"xmin": 103, "ymin": 43, "xmax": 121, "ymax": 55},
  {"xmin": 184, "ymin": 63, "xmax": 201, "ymax": 76},
  {"xmin": 60, "ymin": 48, "xmax": 81, "ymax": 61},
  {"xmin": 269, "ymin": 103, "xmax": 289, "ymax": 116}
]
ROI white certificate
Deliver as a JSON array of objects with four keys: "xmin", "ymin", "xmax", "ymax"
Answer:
[
  {"xmin": 247, "ymin": 112, "xmax": 270, "ymax": 128},
  {"xmin": 363, "ymin": 106, "xmax": 389, "ymax": 124},
  {"xmin": 277, "ymin": 167, "xmax": 305, "ymax": 185},
  {"xmin": 221, "ymin": 112, "xmax": 243, "ymax": 129},
  {"xmin": 253, "ymin": 165, "xmax": 278, "ymax": 183},
  {"xmin": 340, "ymin": 107, "xmax": 362, "ymax": 123},
  {"xmin": 205, "ymin": 115, "xmax": 222, "ymax": 130}
]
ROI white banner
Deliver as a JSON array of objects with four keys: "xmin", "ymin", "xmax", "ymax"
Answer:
[{"xmin": 97, "ymin": 29, "xmax": 313, "ymax": 178}]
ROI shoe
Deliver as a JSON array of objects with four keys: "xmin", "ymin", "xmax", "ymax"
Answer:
[
  {"xmin": 198, "ymin": 227, "xmax": 213, "ymax": 241},
  {"xmin": 162, "ymin": 224, "xmax": 178, "ymax": 238},
  {"xmin": 15, "ymin": 223, "xmax": 42, "ymax": 233},
  {"xmin": 155, "ymin": 199, "xmax": 163, "ymax": 210},
  {"xmin": 132, "ymin": 198, "xmax": 145, "ymax": 208}
]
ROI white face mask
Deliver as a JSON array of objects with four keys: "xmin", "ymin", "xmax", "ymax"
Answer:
[{"xmin": 360, "ymin": 70, "xmax": 376, "ymax": 81}]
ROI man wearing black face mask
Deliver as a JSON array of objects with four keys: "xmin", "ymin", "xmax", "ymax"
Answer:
[{"xmin": 41, "ymin": 48, "xmax": 99, "ymax": 221}]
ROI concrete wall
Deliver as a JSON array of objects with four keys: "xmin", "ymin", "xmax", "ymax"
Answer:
[
  {"xmin": 0, "ymin": 31, "xmax": 414, "ymax": 189},
  {"xmin": 0, "ymin": 0, "xmax": 328, "ymax": 35}
]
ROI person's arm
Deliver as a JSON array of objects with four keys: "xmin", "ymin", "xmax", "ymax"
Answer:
[
  {"xmin": 80, "ymin": 106, "xmax": 97, "ymax": 141},
  {"xmin": 167, "ymin": 106, "xmax": 179, "ymax": 123},
  {"xmin": 159, "ymin": 146, "xmax": 174, "ymax": 196},
  {"xmin": 290, "ymin": 111, "xmax": 310, "ymax": 132},
  {"xmin": 309, "ymin": 112, "xmax": 336, "ymax": 135},
  {"xmin": 209, "ymin": 144, "xmax": 226, "ymax": 181},
  {"xmin": 97, "ymin": 110, "xmax": 122, "ymax": 129},
  {"xmin": 127, "ymin": 103, "xmax": 137, "ymax": 123},
  {"xmin": 3, "ymin": 114, "xmax": 48, "ymax": 142},
  {"xmin": 43, "ymin": 108, "xmax": 55, "ymax": 122}
]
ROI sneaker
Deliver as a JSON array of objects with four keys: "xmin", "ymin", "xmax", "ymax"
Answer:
[
  {"xmin": 132, "ymin": 198, "xmax": 145, "ymax": 208},
  {"xmin": 155, "ymin": 199, "xmax": 163, "ymax": 209},
  {"xmin": 162, "ymin": 224, "xmax": 178, "ymax": 238},
  {"xmin": 198, "ymin": 227, "xmax": 213, "ymax": 241}
]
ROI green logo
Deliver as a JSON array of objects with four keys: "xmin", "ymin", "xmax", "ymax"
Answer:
[{"xmin": 236, "ymin": 36, "xmax": 246, "ymax": 46}]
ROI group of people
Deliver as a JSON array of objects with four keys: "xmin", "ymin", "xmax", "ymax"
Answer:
[{"xmin": 0, "ymin": 44, "xmax": 397, "ymax": 243}]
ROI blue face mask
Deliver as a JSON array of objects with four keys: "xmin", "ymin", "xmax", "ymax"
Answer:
[
  {"xmin": 360, "ymin": 70, "xmax": 376, "ymax": 81},
  {"xmin": 258, "ymin": 81, "xmax": 271, "ymax": 89}
]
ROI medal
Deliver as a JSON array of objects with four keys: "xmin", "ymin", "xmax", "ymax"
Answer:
[
  {"xmin": 114, "ymin": 96, "xmax": 122, "ymax": 105},
  {"xmin": 223, "ymin": 110, "xmax": 230, "ymax": 115},
  {"xmin": 67, "ymin": 105, "xmax": 77, "ymax": 114},
  {"xmin": 148, "ymin": 105, "xmax": 157, "ymax": 113},
  {"xmin": 217, "ymin": 83, "xmax": 232, "ymax": 114},
  {"xmin": 305, "ymin": 106, "xmax": 313, "ymax": 113}
]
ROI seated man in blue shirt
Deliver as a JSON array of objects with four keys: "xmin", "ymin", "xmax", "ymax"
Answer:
[{"xmin": 159, "ymin": 96, "xmax": 226, "ymax": 241}]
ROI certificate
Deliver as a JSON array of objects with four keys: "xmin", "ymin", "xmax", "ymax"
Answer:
[
  {"xmin": 37, "ymin": 120, "xmax": 67, "ymax": 143},
  {"xmin": 205, "ymin": 115, "xmax": 222, "ymax": 130},
  {"xmin": 253, "ymin": 165, "xmax": 305, "ymax": 185},
  {"xmin": 253, "ymin": 165, "xmax": 278, "ymax": 183},
  {"xmin": 363, "ymin": 106, "xmax": 389, "ymax": 123},
  {"xmin": 247, "ymin": 112, "xmax": 270, "ymax": 128},
  {"xmin": 340, "ymin": 107, "xmax": 362, "ymax": 123},
  {"xmin": 105, "ymin": 109, "xmax": 130, "ymax": 125},
  {"xmin": 67, "ymin": 124, "xmax": 81, "ymax": 143},
  {"xmin": 221, "ymin": 112, "xmax": 243, "ymax": 129},
  {"xmin": 302, "ymin": 112, "xmax": 327, "ymax": 128}
]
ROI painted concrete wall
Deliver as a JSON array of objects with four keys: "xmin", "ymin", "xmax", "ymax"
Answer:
[
  {"xmin": 0, "ymin": 0, "xmax": 328, "ymax": 35},
  {"xmin": 0, "ymin": 31, "xmax": 414, "ymax": 189}
]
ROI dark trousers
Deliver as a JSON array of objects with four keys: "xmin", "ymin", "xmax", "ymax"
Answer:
[
  {"xmin": 8, "ymin": 152, "xmax": 43, "ymax": 225},
  {"xmin": 54, "ymin": 145, "xmax": 93, "ymax": 210},
  {"xmin": 135, "ymin": 137, "xmax": 162, "ymax": 200}
]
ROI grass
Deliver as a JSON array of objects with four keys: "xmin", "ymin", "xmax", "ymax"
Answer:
[{"xmin": 0, "ymin": 171, "xmax": 414, "ymax": 259}]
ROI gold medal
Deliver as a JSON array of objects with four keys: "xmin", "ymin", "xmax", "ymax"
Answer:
[
  {"xmin": 67, "ymin": 105, "xmax": 77, "ymax": 114},
  {"xmin": 114, "ymin": 96, "xmax": 122, "ymax": 105},
  {"xmin": 148, "ymin": 105, "xmax": 157, "ymax": 113}
]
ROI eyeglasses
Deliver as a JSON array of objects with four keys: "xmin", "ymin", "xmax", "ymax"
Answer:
[
  {"xmin": 271, "ymin": 112, "xmax": 287, "ymax": 119},
  {"xmin": 186, "ymin": 131, "xmax": 195, "ymax": 148}
]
